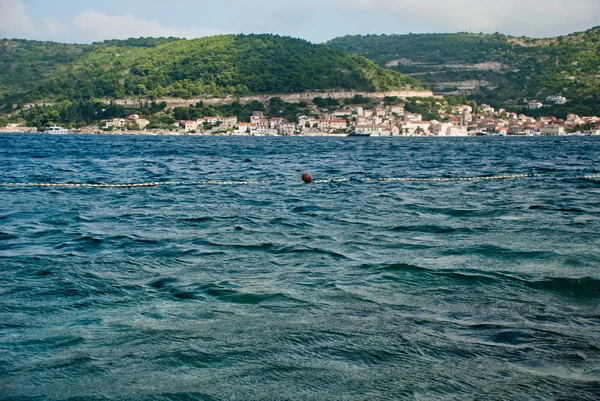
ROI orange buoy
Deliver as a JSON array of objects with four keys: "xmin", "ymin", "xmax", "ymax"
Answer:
[{"xmin": 302, "ymin": 173, "xmax": 313, "ymax": 184}]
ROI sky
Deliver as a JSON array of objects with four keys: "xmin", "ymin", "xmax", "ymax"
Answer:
[{"xmin": 1, "ymin": 0, "xmax": 599, "ymax": 43}]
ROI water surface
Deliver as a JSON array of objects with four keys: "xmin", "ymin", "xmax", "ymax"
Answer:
[{"xmin": 1, "ymin": 135, "xmax": 600, "ymax": 400}]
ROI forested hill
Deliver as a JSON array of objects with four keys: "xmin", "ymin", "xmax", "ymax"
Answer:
[
  {"xmin": 326, "ymin": 27, "xmax": 600, "ymax": 115},
  {"xmin": 0, "ymin": 34, "xmax": 423, "ymax": 104}
]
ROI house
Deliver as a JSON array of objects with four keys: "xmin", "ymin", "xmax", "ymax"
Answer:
[
  {"xmin": 236, "ymin": 122, "xmax": 249, "ymax": 133},
  {"xmin": 127, "ymin": 114, "xmax": 140, "ymax": 120},
  {"xmin": 540, "ymin": 124, "xmax": 565, "ymax": 136},
  {"xmin": 354, "ymin": 124, "xmax": 375, "ymax": 134},
  {"xmin": 495, "ymin": 125, "xmax": 508, "ymax": 136},
  {"xmin": 317, "ymin": 119, "xmax": 331, "ymax": 130},
  {"xmin": 431, "ymin": 122, "xmax": 467, "ymax": 136},
  {"xmin": 136, "ymin": 119, "xmax": 150, "ymax": 129},
  {"xmin": 447, "ymin": 125, "xmax": 469, "ymax": 136},
  {"xmin": 256, "ymin": 119, "xmax": 269, "ymax": 129},
  {"xmin": 105, "ymin": 118, "xmax": 127, "ymax": 129},
  {"xmin": 280, "ymin": 122, "xmax": 296, "ymax": 136},
  {"xmin": 389, "ymin": 105, "xmax": 404, "ymax": 115},
  {"xmin": 370, "ymin": 125, "xmax": 400, "ymax": 137},
  {"xmin": 455, "ymin": 105, "xmax": 473, "ymax": 114},
  {"xmin": 404, "ymin": 113, "xmax": 422, "ymax": 121},
  {"xmin": 220, "ymin": 116, "xmax": 238, "ymax": 126},
  {"xmin": 184, "ymin": 120, "xmax": 198, "ymax": 131},
  {"xmin": 527, "ymin": 102, "xmax": 543, "ymax": 110},
  {"xmin": 481, "ymin": 104, "xmax": 495, "ymax": 114},
  {"xmin": 329, "ymin": 119, "xmax": 348, "ymax": 130},
  {"xmin": 250, "ymin": 124, "xmax": 278, "ymax": 136},
  {"xmin": 333, "ymin": 110, "xmax": 352, "ymax": 118},
  {"xmin": 270, "ymin": 117, "xmax": 283, "ymax": 128},
  {"xmin": 400, "ymin": 121, "xmax": 431, "ymax": 135},
  {"xmin": 545, "ymin": 95, "xmax": 567, "ymax": 105},
  {"xmin": 201, "ymin": 116, "xmax": 219, "ymax": 125}
]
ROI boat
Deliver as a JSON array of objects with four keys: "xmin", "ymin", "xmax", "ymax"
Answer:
[
  {"xmin": 43, "ymin": 125, "xmax": 70, "ymax": 134},
  {"xmin": 347, "ymin": 130, "xmax": 371, "ymax": 137}
]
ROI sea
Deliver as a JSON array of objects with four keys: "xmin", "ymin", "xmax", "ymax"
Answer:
[{"xmin": 1, "ymin": 134, "xmax": 599, "ymax": 401}]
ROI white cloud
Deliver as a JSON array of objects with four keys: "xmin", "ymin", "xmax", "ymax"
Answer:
[
  {"xmin": 0, "ymin": 0, "xmax": 37, "ymax": 39},
  {"xmin": 71, "ymin": 9, "xmax": 225, "ymax": 42},
  {"xmin": 40, "ymin": 17, "xmax": 70, "ymax": 39},
  {"xmin": 1, "ymin": 0, "xmax": 599, "ymax": 43},
  {"xmin": 0, "ymin": 1, "xmax": 225, "ymax": 42},
  {"xmin": 238, "ymin": 0, "xmax": 600, "ymax": 39}
]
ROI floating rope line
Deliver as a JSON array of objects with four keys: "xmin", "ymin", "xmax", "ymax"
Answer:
[
  {"xmin": 363, "ymin": 173, "xmax": 541, "ymax": 183},
  {"xmin": 0, "ymin": 181, "xmax": 266, "ymax": 189},
  {"xmin": 1, "ymin": 174, "xmax": 598, "ymax": 189}
]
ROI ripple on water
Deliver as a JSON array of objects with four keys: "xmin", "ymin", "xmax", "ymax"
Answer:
[{"xmin": 1, "ymin": 135, "xmax": 600, "ymax": 400}]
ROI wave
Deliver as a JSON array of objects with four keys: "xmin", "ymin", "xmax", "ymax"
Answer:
[
  {"xmin": 274, "ymin": 246, "xmax": 351, "ymax": 260},
  {"xmin": 0, "ymin": 231, "xmax": 18, "ymax": 240},
  {"xmin": 391, "ymin": 224, "xmax": 476, "ymax": 234},
  {"xmin": 528, "ymin": 205, "xmax": 587, "ymax": 213},
  {"xmin": 525, "ymin": 277, "xmax": 600, "ymax": 298},
  {"xmin": 364, "ymin": 262, "xmax": 600, "ymax": 298},
  {"xmin": 147, "ymin": 278, "xmax": 309, "ymax": 305}
]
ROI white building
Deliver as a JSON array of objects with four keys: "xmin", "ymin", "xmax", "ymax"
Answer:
[
  {"xmin": 329, "ymin": 119, "xmax": 348, "ymax": 130},
  {"xmin": 236, "ymin": 122, "xmax": 249, "ymax": 134},
  {"xmin": 184, "ymin": 120, "xmax": 198, "ymax": 131},
  {"xmin": 280, "ymin": 122, "xmax": 296, "ymax": 136},
  {"xmin": 540, "ymin": 125, "xmax": 565, "ymax": 135},
  {"xmin": 389, "ymin": 105, "xmax": 404, "ymax": 115},
  {"xmin": 400, "ymin": 121, "xmax": 431, "ymax": 135},
  {"xmin": 404, "ymin": 113, "xmax": 422, "ymax": 121},
  {"xmin": 105, "ymin": 118, "xmax": 127, "ymax": 129},
  {"xmin": 136, "ymin": 119, "xmax": 150, "ymax": 129},
  {"xmin": 369, "ymin": 125, "xmax": 400, "ymax": 137},
  {"xmin": 527, "ymin": 102, "xmax": 544, "ymax": 110},
  {"xmin": 220, "ymin": 116, "xmax": 238, "ymax": 126},
  {"xmin": 545, "ymin": 95, "xmax": 567, "ymax": 105}
]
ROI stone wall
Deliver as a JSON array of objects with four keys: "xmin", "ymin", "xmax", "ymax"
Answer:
[{"xmin": 112, "ymin": 90, "xmax": 436, "ymax": 108}]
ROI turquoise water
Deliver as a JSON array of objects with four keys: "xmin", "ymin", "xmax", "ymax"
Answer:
[{"xmin": 1, "ymin": 135, "xmax": 600, "ymax": 400}]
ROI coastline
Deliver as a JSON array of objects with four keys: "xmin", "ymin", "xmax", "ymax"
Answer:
[{"xmin": 1, "ymin": 130, "xmax": 597, "ymax": 138}]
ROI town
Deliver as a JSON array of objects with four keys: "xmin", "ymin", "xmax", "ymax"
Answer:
[
  {"xmin": 3, "ymin": 96, "xmax": 599, "ymax": 137},
  {"xmin": 152, "ymin": 97, "xmax": 600, "ymax": 137}
]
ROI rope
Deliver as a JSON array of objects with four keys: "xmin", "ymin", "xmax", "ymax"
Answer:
[
  {"xmin": 0, "ymin": 174, "xmax": 598, "ymax": 189},
  {"xmin": 363, "ymin": 174, "xmax": 540, "ymax": 183},
  {"xmin": 0, "ymin": 181, "xmax": 265, "ymax": 188}
]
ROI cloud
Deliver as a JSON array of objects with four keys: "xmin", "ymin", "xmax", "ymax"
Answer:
[
  {"xmin": 236, "ymin": 0, "xmax": 600, "ymax": 39},
  {"xmin": 1, "ymin": 0, "xmax": 599, "ymax": 43},
  {"xmin": 71, "ymin": 9, "xmax": 225, "ymax": 42},
  {"xmin": 0, "ymin": 0, "xmax": 225, "ymax": 42},
  {"xmin": 0, "ymin": 0, "xmax": 37, "ymax": 39}
]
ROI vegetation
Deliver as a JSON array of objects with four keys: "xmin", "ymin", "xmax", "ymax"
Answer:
[
  {"xmin": 0, "ymin": 34, "xmax": 423, "ymax": 107},
  {"xmin": 172, "ymin": 97, "xmax": 312, "ymax": 124},
  {"xmin": 326, "ymin": 27, "xmax": 600, "ymax": 116},
  {"xmin": 11, "ymin": 95, "xmax": 322, "ymax": 129}
]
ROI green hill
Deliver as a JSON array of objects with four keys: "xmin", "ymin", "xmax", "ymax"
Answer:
[
  {"xmin": 326, "ymin": 27, "xmax": 600, "ymax": 115},
  {"xmin": 0, "ymin": 34, "xmax": 422, "ymax": 105}
]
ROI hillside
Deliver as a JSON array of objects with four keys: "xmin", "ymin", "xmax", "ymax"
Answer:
[
  {"xmin": 326, "ymin": 27, "xmax": 600, "ymax": 115},
  {"xmin": 0, "ymin": 34, "xmax": 423, "ymax": 105}
]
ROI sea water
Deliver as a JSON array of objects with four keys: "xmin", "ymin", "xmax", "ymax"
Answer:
[{"xmin": 1, "ymin": 135, "xmax": 599, "ymax": 400}]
